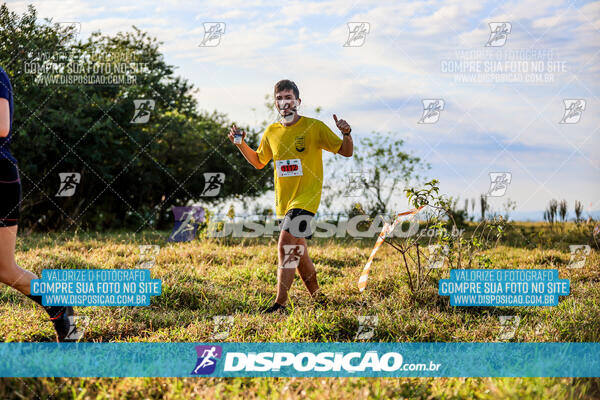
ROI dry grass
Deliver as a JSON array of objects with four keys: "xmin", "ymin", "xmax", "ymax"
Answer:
[{"xmin": 0, "ymin": 223, "xmax": 598, "ymax": 399}]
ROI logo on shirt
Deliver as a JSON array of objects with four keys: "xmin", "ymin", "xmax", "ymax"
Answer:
[{"xmin": 295, "ymin": 136, "xmax": 305, "ymax": 152}]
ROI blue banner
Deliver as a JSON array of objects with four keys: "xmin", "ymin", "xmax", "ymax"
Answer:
[
  {"xmin": 30, "ymin": 269, "xmax": 162, "ymax": 306},
  {"xmin": 439, "ymin": 269, "xmax": 569, "ymax": 306},
  {"xmin": 0, "ymin": 343, "xmax": 598, "ymax": 377}
]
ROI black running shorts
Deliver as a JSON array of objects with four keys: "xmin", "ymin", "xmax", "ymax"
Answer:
[
  {"xmin": 278, "ymin": 208, "xmax": 315, "ymax": 239},
  {"xmin": 0, "ymin": 158, "xmax": 21, "ymax": 227}
]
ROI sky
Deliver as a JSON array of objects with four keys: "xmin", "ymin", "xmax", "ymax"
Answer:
[{"xmin": 6, "ymin": 0, "xmax": 600, "ymax": 219}]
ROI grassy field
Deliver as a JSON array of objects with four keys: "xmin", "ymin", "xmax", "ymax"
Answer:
[{"xmin": 0, "ymin": 222, "xmax": 598, "ymax": 399}]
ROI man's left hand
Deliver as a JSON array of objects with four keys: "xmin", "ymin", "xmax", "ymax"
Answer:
[{"xmin": 333, "ymin": 114, "xmax": 351, "ymax": 135}]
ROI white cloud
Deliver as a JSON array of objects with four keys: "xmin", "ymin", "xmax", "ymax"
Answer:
[{"xmin": 5, "ymin": 0, "xmax": 599, "ymax": 212}]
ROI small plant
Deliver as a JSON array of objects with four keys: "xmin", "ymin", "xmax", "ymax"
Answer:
[
  {"xmin": 502, "ymin": 198, "xmax": 517, "ymax": 221},
  {"xmin": 574, "ymin": 200, "xmax": 583, "ymax": 223},
  {"xmin": 227, "ymin": 204, "xmax": 236, "ymax": 221},
  {"xmin": 378, "ymin": 179, "xmax": 510, "ymax": 298},
  {"xmin": 480, "ymin": 195, "xmax": 488, "ymax": 221},
  {"xmin": 544, "ymin": 199, "xmax": 558, "ymax": 225},
  {"xmin": 559, "ymin": 200, "xmax": 568, "ymax": 222},
  {"xmin": 347, "ymin": 202, "xmax": 370, "ymax": 231}
]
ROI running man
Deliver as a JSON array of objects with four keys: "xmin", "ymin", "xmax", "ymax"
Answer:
[
  {"xmin": 229, "ymin": 79, "xmax": 353, "ymax": 312},
  {"xmin": 0, "ymin": 66, "xmax": 77, "ymax": 341}
]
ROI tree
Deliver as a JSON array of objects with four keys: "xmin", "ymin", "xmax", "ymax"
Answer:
[
  {"xmin": 324, "ymin": 132, "xmax": 429, "ymax": 217},
  {"xmin": 0, "ymin": 4, "xmax": 271, "ymax": 230}
]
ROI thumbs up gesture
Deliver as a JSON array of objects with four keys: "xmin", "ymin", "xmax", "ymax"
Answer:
[{"xmin": 333, "ymin": 114, "xmax": 351, "ymax": 135}]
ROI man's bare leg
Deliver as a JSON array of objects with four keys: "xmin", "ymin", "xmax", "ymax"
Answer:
[
  {"xmin": 274, "ymin": 229, "xmax": 301, "ymax": 306},
  {"xmin": 295, "ymin": 238, "xmax": 319, "ymax": 296}
]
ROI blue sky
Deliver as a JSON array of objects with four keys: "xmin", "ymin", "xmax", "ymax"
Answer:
[{"xmin": 7, "ymin": 0, "xmax": 600, "ymax": 219}]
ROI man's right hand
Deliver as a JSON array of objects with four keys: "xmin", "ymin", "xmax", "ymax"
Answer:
[
  {"xmin": 228, "ymin": 123, "xmax": 265, "ymax": 169},
  {"xmin": 228, "ymin": 124, "xmax": 246, "ymax": 145}
]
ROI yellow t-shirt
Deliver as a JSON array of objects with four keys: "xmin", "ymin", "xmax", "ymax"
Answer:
[{"xmin": 256, "ymin": 116, "xmax": 343, "ymax": 218}]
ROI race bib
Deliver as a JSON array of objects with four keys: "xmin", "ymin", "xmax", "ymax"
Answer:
[{"xmin": 275, "ymin": 159, "xmax": 303, "ymax": 177}]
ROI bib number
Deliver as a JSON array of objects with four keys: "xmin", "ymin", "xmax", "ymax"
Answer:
[{"xmin": 275, "ymin": 159, "xmax": 303, "ymax": 177}]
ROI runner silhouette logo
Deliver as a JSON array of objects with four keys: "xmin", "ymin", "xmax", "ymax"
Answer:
[
  {"xmin": 56, "ymin": 172, "xmax": 81, "ymax": 197},
  {"xmin": 201, "ymin": 172, "xmax": 225, "ymax": 197},
  {"xmin": 191, "ymin": 345, "xmax": 222, "ymax": 375}
]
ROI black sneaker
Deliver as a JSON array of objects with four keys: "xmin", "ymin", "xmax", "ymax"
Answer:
[
  {"xmin": 49, "ymin": 306, "xmax": 77, "ymax": 342},
  {"xmin": 263, "ymin": 303, "xmax": 286, "ymax": 313}
]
